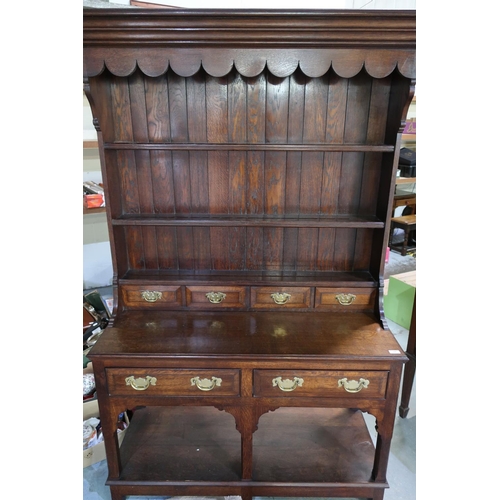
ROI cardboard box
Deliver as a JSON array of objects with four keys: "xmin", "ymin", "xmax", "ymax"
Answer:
[
  {"xmin": 383, "ymin": 271, "xmax": 416, "ymax": 330},
  {"xmin": 83, "ymin": 398, "xmax": 129, "ymax": 468},
  {"xmin": 83, "ymin": 365, "xmax": 128, "ymax": 468}
]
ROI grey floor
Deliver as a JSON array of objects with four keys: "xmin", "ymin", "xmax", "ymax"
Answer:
[{"xmin": 83, "ymin": 251, "xmax": 416, "ymax": 500}]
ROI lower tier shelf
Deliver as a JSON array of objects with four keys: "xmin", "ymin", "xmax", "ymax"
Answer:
[
  {"xmin": 115, "ymin": 405, "xmax": 379, "ymax": 489},
  {"xmin": 120, "ymin": 269, "xmax": 377, "ymax": 287}
]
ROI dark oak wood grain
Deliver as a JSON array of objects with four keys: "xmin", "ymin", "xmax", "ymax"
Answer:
[
  {"xmin": 90, "ymin": 310, "xmax": 405, "ymax": 360},
  {"xmin": 84, "ymin": 8, "xmax": 415, "ymax": 500}
]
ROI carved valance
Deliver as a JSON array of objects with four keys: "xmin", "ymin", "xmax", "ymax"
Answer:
[{"xmin": 83, "ymin": 9, "xmax": 416, "ymax": 79}]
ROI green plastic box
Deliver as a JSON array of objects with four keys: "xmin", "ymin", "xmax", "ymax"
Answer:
[{"xmin": 384, "ymin": 275, "xmax": 416, "ymax": 330}]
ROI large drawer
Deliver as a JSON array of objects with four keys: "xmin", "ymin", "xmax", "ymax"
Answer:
[
  {"xmin": 121, "ymin": 285, "xmax": 182, "ymax": 309},
  {"xmin": 254, "ymin": 370, "xmax": 388, "ymax": 399},
  {"xmin": 106, "ymin": 368, "xmax": 240, "ymax": 396},
  {"xmin": 314, "ymin": 287, "xmax": 376, "ymax": 311},
  {"xmin": 250, "ymin": 287, "xmax": 312, "ymax": 309},
  {"xmin": 186, "ymin": 286, "xmax": 247, "ymax": 309}
]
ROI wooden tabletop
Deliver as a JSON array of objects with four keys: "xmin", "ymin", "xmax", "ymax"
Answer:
[
  {"xmin": 89, "ymin": 310, "xmax": 406, "ymax": 361},
  {"xmin": 391, "ymin": 214, "xmax": 416, "ymax": 224}
]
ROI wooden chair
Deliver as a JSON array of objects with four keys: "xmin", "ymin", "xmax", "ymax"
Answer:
[{"xmin": 389, "ymin": 214, "xmax": 416, "ymax": 256}]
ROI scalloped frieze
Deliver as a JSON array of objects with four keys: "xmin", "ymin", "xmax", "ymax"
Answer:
[{"xmin": 83, "ymin": 48, "xmax": 416, "ymax": 80}]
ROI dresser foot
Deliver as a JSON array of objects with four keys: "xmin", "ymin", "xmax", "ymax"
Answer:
[
  {"xmin": 370, "ymin": 489, "xmax": 385, "ymax": 500},
  {"xmin": 109, "ymin": 488, "xmax": 124, "ymax": 500},
  {"xmin": 399, "ymin": 405, "xmax": 410, "ymax": 418}
]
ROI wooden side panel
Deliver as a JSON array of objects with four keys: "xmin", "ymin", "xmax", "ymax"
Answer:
[{"xmin": 88, "ymin": 75, "xmax": 113, "ymax": 144}]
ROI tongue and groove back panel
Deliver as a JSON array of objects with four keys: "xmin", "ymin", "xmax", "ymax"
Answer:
[{"xmin": 88, "ymin": 66, "xmax": 410, "ymax": 275}]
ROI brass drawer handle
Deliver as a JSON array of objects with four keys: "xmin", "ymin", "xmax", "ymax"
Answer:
[
  {"xmin": 272, "ymin": 376, "xmax": 304, "ymax": 392},
  {"xmin": 338, "ymin": 377, "xmax": 369, "ymax": 393},
  {"xmin": 335, "ymin": 293, "xmax": 356, "ymax": 306},
  {"xmin": 191, "ymin": 376, "xmax": 222, "ymax": 391},
  {"xmin": 270, "ymin": 292, "xmax": 291, "ymax": 305},
  {"xmin": 125, "ymin": 375, "xmax": 157, "ymax": 391},
  {"xmin": 141, "ymin": 290, "xmax": 163, "ymax": 302},
  {"xmin": 206, "ymin": 292, "xmax": 226, "ymax": 304}
]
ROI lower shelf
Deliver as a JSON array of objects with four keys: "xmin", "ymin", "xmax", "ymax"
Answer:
[
  {"xmin": 119, "ymin": 405, "xmax": 241, "ymax": 482},
  {"xmin": 117, "ymin": 405, "xmax": 376, "ymax": 485},
  {"xmin": 253, "ymin": 406, "xmax": 375, "ymax": 484}
]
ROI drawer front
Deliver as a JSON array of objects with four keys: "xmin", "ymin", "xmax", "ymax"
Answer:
[
  {"xmin": 121, "ymin": 285, "xmax": 182, "ymax": 309},
  {"xmin": 254, "ymin": 370, "xmax": 387, "ymax": 399},
  {"xmin": 250, "ymin": 287, "xmax": 311, "ymax": 309},
  {"xmin": 314, "ymin": 287, "xmax": 376, "ymax": 311},
  {"xmin": 106, "ymin": 368, "xmax": 240, "ymax": 396},
  {"xmin": 186, "ymin": 286, "xmax": 247, "ymax": 309}
]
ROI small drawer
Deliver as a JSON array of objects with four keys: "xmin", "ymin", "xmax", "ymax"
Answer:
[
  {"xmin": 250, "ymin": 287, "xmax": 311, "ymax": 309},
  {"xmin": 186, "ymin": 286, "xmax": 247, "ymax": 309},
  {"xmin": 121, "ymin": 285, "xmax": 182, "ymax": 309},
  {"xmin": 314, "ymin": 287, "xmax": 376, "ymax": 311},
  {"xmin": 254, "ymin": 369, "xmax": 388, "ymax": 399},
  {"xmin": 106, "ymin": 368, "xmax": 240, "ymax": 396}
]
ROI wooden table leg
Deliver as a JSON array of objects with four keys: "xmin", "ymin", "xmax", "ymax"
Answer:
[
  {"xmin": 399, "ymin": 294, "xmax": 416, "ymax": 418},
  {"xmin": 370, "ymin": 489, "xmax": 385, "ymax": 500}
]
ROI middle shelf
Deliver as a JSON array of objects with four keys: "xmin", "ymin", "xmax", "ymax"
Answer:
[
  {"xmin": 103, "ymin": 142, "xmax": 396, "ymax": 153},
  {"xmin": 111, "ymin": 213, "xmax": 385, "ymax": 228}
]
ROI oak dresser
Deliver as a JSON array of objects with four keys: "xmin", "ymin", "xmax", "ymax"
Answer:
[{"xmin": 83, "ymin": 8, "xmax": 416, "ymax": 500}]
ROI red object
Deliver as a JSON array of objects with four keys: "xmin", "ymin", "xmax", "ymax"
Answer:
[
  {"xmin": 83, "ymin": 390, "xmax": 96, "ymax": 401},
  {"xmin": 84, "ymin": 194, "xmax": 105, "ymax": 208}
]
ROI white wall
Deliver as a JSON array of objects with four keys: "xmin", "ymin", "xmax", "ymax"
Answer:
[{"xmin": 83, "ymin": 94, "xmax": 113, "ymax": 289}]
